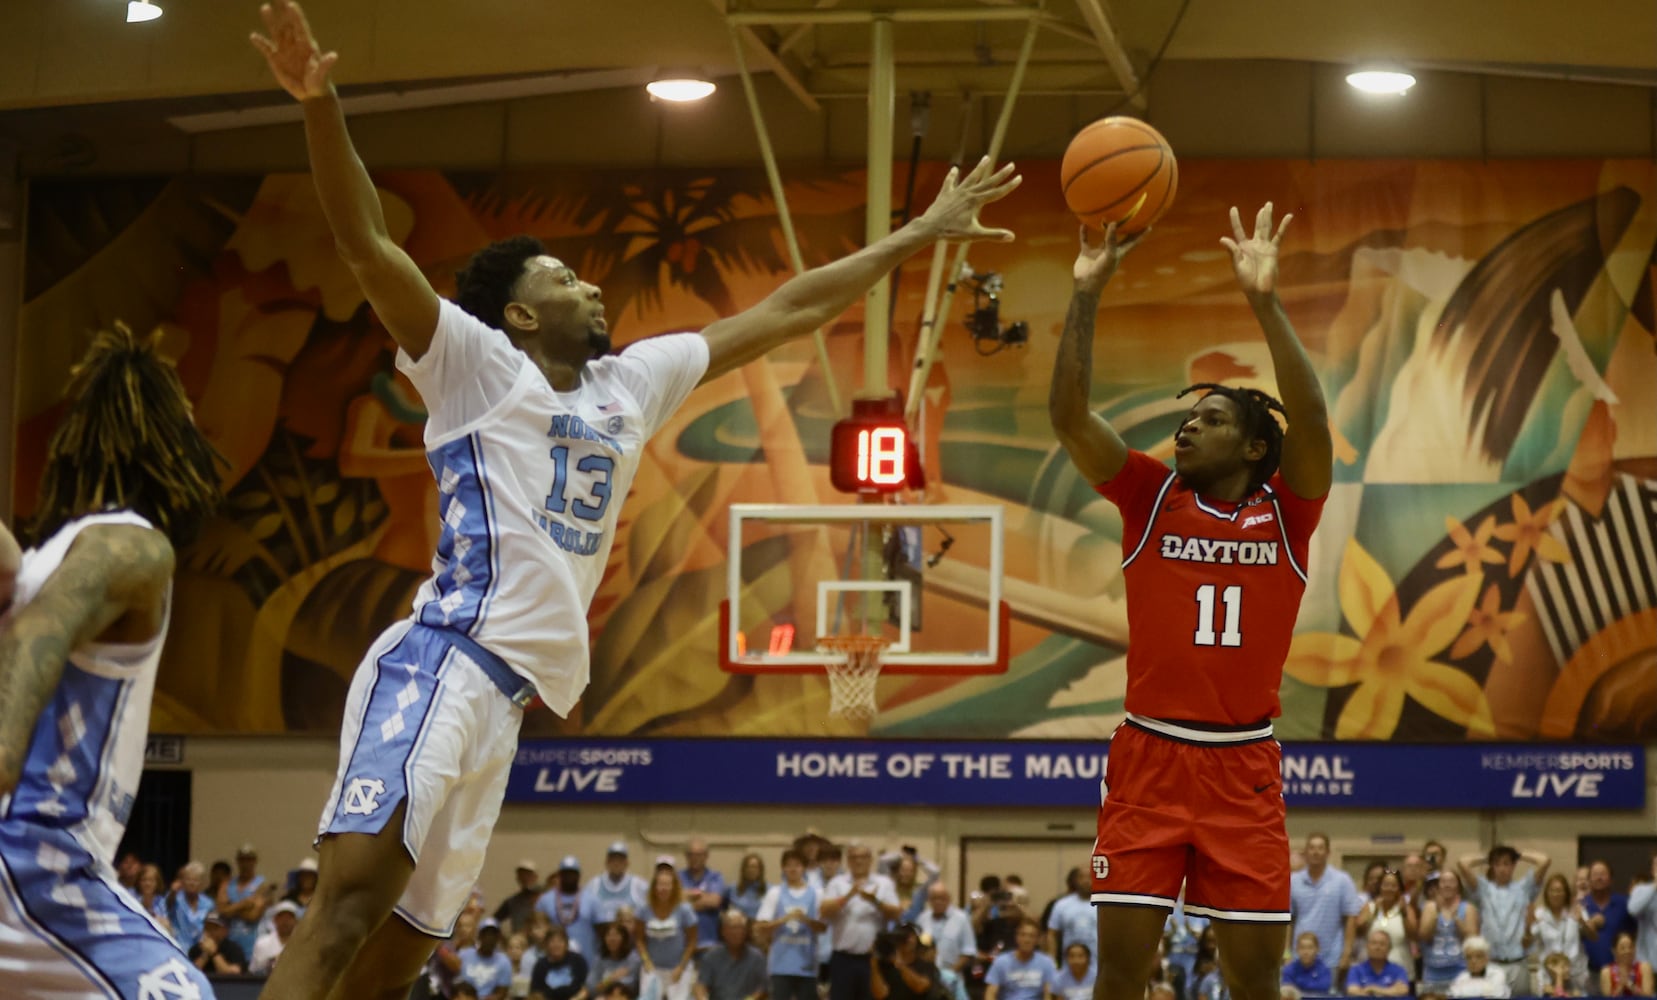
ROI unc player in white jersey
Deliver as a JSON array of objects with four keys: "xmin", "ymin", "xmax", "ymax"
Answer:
[
  {"xmin": 0, "ymin": 324, "xmax": 225, "ymax": 999},
  {"xmin": 251, "ymin": 3, "xmax": 1022, "ymax": 998}
]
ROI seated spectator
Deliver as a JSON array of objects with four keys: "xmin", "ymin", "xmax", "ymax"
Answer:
[
  {"xmin": 251, "ymin": 900, "xmax": 300, "ymax": 975},
  {"xmin": 1448, "ymin": 937, "xmax": 1510, "ymax": 998},
  {"xmin": 165, "ymin": 861, "xmax": 215, "ymax": 953},
  {"xmin": 428, "ymin": 913, "xmax": 481, "ymax": 999},
  {"xmin": 116, "ymin": 851, "xmax": 143, "ymax": 892},
  {"xmin": 286, "ymin": 857, "xmax": 318, "ymax": 911},
  {"xmin": 984, "ymin": 919, "xmax": 1056, "ymax": 1000},
  {"xmin": 1346, "ymin": 929, "xmax": 1412, "ymax": 997},
  {"xmin": 1279, "ymin": 987, "xmax": 1300, "ymax": 1000},
  {"xmin": 499, "ymin": 860, "xmax": 545, "ymax": 937},
  {"xmin": 531, "ymin": 925, "xmax": 592, "ymax": 1000},
  {"xmin": 1149, "ymin": 941, "xmax": 1185, "ymax": 1000},
  {"xmin": 1601, "ymin": 931, "xmax": 1654, "ymax": 997},
  {"xmin": 507, "ymin": 932, "xmax": 533, "ymax": 999},
  {"xmin": 921, "ymin": 934, "xmax": 970, "ymax": 1000},
  {"xmin": 462, "ymin": 918, "xmax": 517, "ymax": 1000},
  {"xmin": 134, "ymin": 863, "xmax": 172, "ymax": 936},
  {"xmin": 1051, "ymin": 942, "xmax": 1094, "ymax": 1000},
  {"xmin": 1165, "ymin": 900, "xmax": 1209, "ymax": 984},
  {"xmin": 1539, "ymin": 952, "xmax": 1581, "ymax": 997},
  {"xmin": 588, "ymin": 921, "xmax": 644, "ymax": 998},
  {"xmin": 1282, "ymin": 932, "xmax": 1332, "ymax": 994},
  {"xmin": 697, "ymin": 912, "xmax": 767, "ymax": 1000},
  {"xmin": 872, "ymin": 925, "xmax": 940, "ymax": 1000},
  {"xmin": 188, "ymin": 911, "xmax": 247, "ymax": 976}
]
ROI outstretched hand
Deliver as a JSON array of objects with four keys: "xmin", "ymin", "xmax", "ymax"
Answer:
[
  {"xmin": 1221, "ymin": 202, "xmax": 1292, "ymax": 299},
  {"xmin": 915, "ymin": 156, "xmax": 1022, "ymax": 243},
  {"xmin": 250, "ymin": 0, "xmax": 337, "ymax": 102},
  {"xmin": 1073, "ymin": 221, "xmax": 1146, "ymax": 293}
]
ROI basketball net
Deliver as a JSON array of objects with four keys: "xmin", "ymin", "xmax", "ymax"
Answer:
[{"xmin": 818, "ymin": 635, "xmax": 890, "ymax": 721}]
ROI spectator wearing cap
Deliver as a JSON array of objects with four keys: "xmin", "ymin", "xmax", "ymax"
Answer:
[
  {"xmin": 914, "ymin": 884, "xmax": 975, "ymax": 976},
  {"xmin": 757, "ymin": 848, "xmax": 827, "ymax": 1000},
  {"xmin": 681, "ymin": 838, "xmax": 728, "ymax": 954},
  {"xmin": 189, "ymin": 910, "xmax": 248, "ymax": 976},
  {"xmin": 251, "ymin": 899, "xmax": 302, "ymax": 975},
  {"xmin": 697, "ymin": 911, "xmax": 768, "ymax": 1000},
  {"xmin": 640, "ymin": 857, "xmax": 700, "ymax": 1000},
  {"xmin": 822, "ymin": 842, "xmax": 902, "ymax": 1000},
  {"xmin": 463, "ymin": 917, "xmax": 518, "ymax": 1000},
  {"xmin": 529, "ymin": 924, "xmax": 590, "ymax": 1000},
  {"xmin": 218, "ymin": 842, "xmax": 269, "ymax": 959},
  {"xmin": 1458, "ymin": 844, "xmax": 1549, "ymax": 989},
  {"xmin": 499, "ymin": 859, "xmax": 547, "ymax": 937},
  {"xmin": 584, "ymin": 842, "xmax": 650, "ymax": 944},
  {"xmin": 984, "ymin": 919, "xmax": 1056, "ymax": 1000},
  {"xmin": 166, "ymin": 861, "xmax": 216, "ymax": 952},
  {"xmin": 285, "ymin": 857, "xmax": 319, "ymax": 912},
  {"xmin": 541, "ymin": 855, "xmax": 594, "ymax": 956}
]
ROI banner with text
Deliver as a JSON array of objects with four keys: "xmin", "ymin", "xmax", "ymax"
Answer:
[{"xmin": 506, "ymin": 740, "xmax": 1644, "ymax": 809}]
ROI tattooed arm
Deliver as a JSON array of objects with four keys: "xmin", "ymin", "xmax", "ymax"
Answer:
[
  {"xmin": 1049, "ymin": 223, "xmax": 1143, "ymax": 486},
  {"xmin": 0, "ymin": 524, "xmax": 174, "ymax": 795}
]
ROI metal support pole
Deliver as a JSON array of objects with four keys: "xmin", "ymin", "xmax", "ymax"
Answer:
[
  {"xmin": 728, "ymin": 26, "xmax": 843, "ymax": 416},
  {"xmin": 863, "ymin": 14, "xmax": 895, "ymax": 396},
  {"xmin": 904, "ymin": 15, "xmax": 1039, "ymax": 420}
]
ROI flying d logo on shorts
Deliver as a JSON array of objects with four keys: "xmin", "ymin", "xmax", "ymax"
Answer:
[
  {"xmin": 1092, "ymin": 854, "xmax": 1110, "ymax": 881},
  {"xmin": 342, "ymin": 777, "xmax": 388, "ymax": 816}
]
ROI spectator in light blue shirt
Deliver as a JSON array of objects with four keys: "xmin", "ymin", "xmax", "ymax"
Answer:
[
  {"xmin": 1051, "ymin": 943, "xmax": 1095, "ymax": 1000},
  {"xmin": 1629, "ymin": 857, "xmax": 1657, "ymax": 969},
  {"xmin": 916, "ymin": 884, "xmax": 977, "ymax": 975},
  {"xmin": 166, "ymin": 861, "xmax": 216, "ymax": 953},
  {"xmin": 726, "ymin": 853, "xmax": 768, "ymax": 922},
  {"xmin": 1290, "ymin": 833, "xmax": 1361, "ymax": 973},
  {"xmin": 460, "ymin": 919, "xmax": 516, "ymax": 1000},
  {"xmin": 986, "ymin": 920, "xmax": 1057, "ymax": 1000},
  {"xmin": 680, "ymin": 839, "xmax": 728, "ymax": 953},
  {"xmin": 1046, "ymin": 871, "xmax": 1096, "ymax": 959},
  {"xmin": 1457, "ymin": 843, "xmax": 1549, "ymax": 989}
]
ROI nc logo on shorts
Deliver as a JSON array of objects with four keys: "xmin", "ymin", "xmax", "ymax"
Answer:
[
  {"xmin": 342, "ymin": 777, "xmax": 388, "ymax": 816},
  {"xmin": 138, "ymin": 958, "xmax": 201, "ymax": 1000},
  {"xmin": 1092, "ymin": 854, "xmax": 1110, "ymax": 881}
]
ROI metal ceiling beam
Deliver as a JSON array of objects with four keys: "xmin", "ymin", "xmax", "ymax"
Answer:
[
  {"xmin": 728, "ymin": 5, "xmax": 1042, "ymax": 25},
  {"xmin": 1071, "ymin": 0, "xmax": 1142, "ymax": 106},
  {"xmin": 711, "ymin": 0, "xmax": 821, "ymax": 112}
]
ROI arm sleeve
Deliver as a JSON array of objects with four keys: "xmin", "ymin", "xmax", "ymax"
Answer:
[
  {"xmin": 1629, "ymin": 884, "xmax": 1656, "ymax": 916},
  {"xmin": 877, "ymin": 880, "xmax": 900, "ymax": 906},
  {"xmin": 1093, "ymin": 451, "xmax": 1174, "ymax": 547},
  {"xmin": 986, "ymin": 957, "xmax": 1006, "ymax": 987},
  {"xmin": 1344, "ymin": 875, "xmax": 1365, "ymax": 916},
  {"xmin": 397, "ymin": 299, "xmax": 527, "ymax": 439},
  {"xmin": 601, "ymin": 333, "xmax": 711, "ymax": 438}
]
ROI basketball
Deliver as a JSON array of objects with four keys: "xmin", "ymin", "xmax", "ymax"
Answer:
[{"xmin": 1060, "ymin": 116, "xmax": 1178, "ymax": 235}]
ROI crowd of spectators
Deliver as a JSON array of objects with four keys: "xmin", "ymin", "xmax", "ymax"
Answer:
[{"xmin": 117, "ymin": 831, "xmax": 1656, "ymax": 1000}]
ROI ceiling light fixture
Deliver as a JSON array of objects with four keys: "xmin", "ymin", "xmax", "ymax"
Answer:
[
  {"xmin": 646, "ymin": 78, "xmax": 716, "ymax": 103},
  {"xmin": 1346, "ymin": 69, "xmax": 1415, "ymax": 96},
  {"xmin": 127, "ymin": 0, "xmax": 163, "ymax": 22}
]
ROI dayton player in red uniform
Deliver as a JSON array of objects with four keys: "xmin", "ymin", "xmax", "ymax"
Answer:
[{"xmin": 1048, "ymin": 203, "xmax": 1332, "ymax": 1000}]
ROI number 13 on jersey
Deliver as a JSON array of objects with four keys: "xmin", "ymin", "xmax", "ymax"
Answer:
[{"xmin": 1194, "ymin": 583, "xmax": 1242, "ymax": 647}]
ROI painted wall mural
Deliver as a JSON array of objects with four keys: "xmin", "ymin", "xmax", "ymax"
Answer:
[{"xmin": 16, "ymin": 159, "xmax": 1656, "ymax": 740}]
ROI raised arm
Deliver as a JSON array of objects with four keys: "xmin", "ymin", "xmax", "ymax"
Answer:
[
  {"xmin": 0, "ymin": 524, "xmax": 173, "ymax": 794},
  {"xmin": 252, "ymin": 0, "xmax": 439, "ymax": 359},
  {"xmin": 697, "ymin": 156, "xmax": 1020, "ymax": 383},
  {"xmin": 1221, "ymin": 204, "xmax": 1331, "ymax": 499},
  {"xmin": 1048, "ymin": 223, "xmax": 1143, "ymax": 485},
  {"xmin": 1456, "ymin": 854, "xmax": 1486, "ymax": 895},
  {"xmin": 1523, "ymin": 848, "xmax": 1553, "ymax": 885}
]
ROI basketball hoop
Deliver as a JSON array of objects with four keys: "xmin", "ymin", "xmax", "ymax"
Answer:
[{"xmin": 818, "ymin": 635, "xmax": 890, "ymax": 721}]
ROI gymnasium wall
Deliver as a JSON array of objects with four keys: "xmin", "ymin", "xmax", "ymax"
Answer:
[
  {"xmin": 176, "ymin": 734, "xmax": 1657, "ymax": 913},
  {"xmin": 14, "ymin": 155, "xmax": 1657, "ymax": 740}
]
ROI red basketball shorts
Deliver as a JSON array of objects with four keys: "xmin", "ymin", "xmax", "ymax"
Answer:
[{"xmin": 1090, "ymin": 714, "xmax": 1290, "ymax": 922}]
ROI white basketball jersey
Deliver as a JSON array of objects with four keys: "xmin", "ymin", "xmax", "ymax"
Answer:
[
  {"xmin": 398, "ymin": 300, "xmax": 708, "ymax": 715},
  {"xmin": 0, "ymin": 511, "xmax": 169, "ymax": 867}
]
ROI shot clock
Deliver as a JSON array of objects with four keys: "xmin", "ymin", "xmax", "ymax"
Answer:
[{"xmin": 829, "ymin": 394, "xmax": 920, "ymax": 494}]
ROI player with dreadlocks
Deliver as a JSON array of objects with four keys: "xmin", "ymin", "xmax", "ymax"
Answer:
[
  {"xmin": 1049, "ymin": 203, "xmax": 1332, "ymax": 1000},
  {"xmin": 0, "ymin": 322, "xmax": 224, "ymax": 998}
]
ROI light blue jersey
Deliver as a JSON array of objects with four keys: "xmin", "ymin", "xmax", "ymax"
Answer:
[
  {"xmin": 0, "ymin": 512, "xmax": 217, "ymax": 999},
  {"xmin": 759, "ymin": 881, "xmax": 820, "ymax": 977}
]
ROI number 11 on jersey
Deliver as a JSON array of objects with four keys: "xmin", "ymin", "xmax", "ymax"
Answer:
[{"xmin": 1194, "ymin": 583, "xmax": 1242, "ymax": 647}]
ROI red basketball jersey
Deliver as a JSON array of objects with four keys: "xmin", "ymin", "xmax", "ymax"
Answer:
[{"xmin": 1095, "ymin": 450, "xmax": 1326, "ymax": 725}]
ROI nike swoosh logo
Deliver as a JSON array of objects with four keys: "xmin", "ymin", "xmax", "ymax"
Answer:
[{"xmin": 1254, "ymin": 783, "xmax": 1275, "ymax": 793}]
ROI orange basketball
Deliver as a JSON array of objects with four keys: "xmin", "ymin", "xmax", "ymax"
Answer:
[{"xmin": 1060, "ymin": 116, "xmax": 1178, "ymax": 235}]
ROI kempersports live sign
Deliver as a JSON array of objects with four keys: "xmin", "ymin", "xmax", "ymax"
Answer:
[{"xmin": 504, "ymin": 740, "xmax": 1645, "ymax": 810}]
